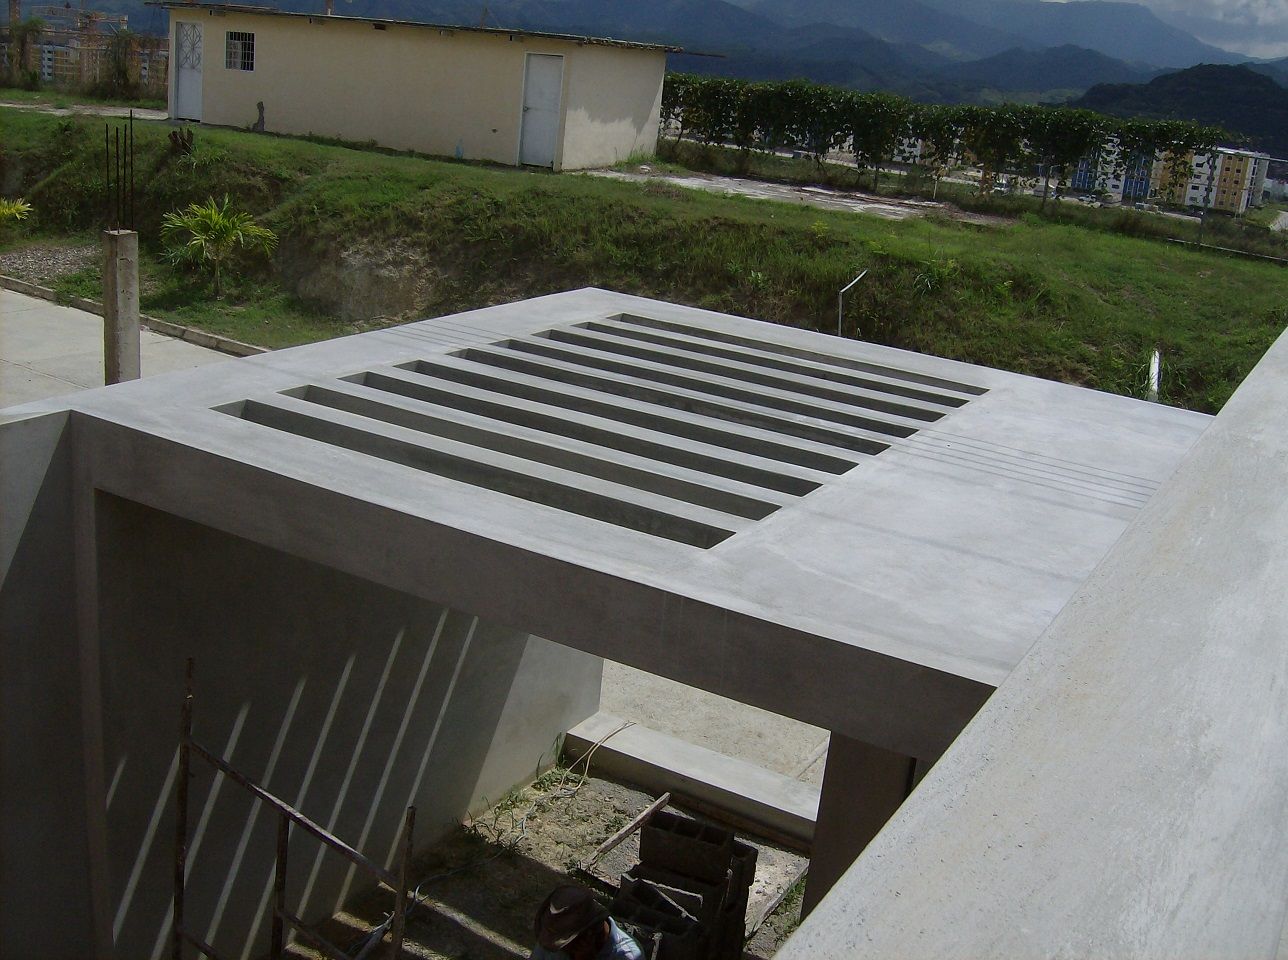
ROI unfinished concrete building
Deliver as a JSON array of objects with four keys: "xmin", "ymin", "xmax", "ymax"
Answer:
[{"xmin": 9, "ymin": 287, "xmax": 1277, "ymax": 960}]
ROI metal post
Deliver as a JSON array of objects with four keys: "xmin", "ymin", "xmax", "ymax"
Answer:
[
  {"xmin": 388, "ymin": 806, "xmax": 416, "ymax": 959},
  {"xmin": 837, "ymin": 268, "xmax": 869, "ymax": 338},
  {"xmin": 173, "ymin": 659, "xmax": 194, "ymax": 960},
  {"xmin": 271, "ymin": 812, "xmax": 289, "ymax": 959}
]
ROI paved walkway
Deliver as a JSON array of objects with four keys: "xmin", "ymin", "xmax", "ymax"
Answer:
[
  {"xmin": 587, "ymin": 168, "xmax": 1005, "ymax": 226},
  {"xmin": 0, "ymin": 289, "xmax": 229, "ymax": 407},
  {"xmin": 0, "ymin": 99, "xmax": 168, "ymax": 121}
]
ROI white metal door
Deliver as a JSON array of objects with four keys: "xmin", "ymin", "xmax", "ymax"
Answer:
[
  {"xmin": 519, "ymin": 54, "xmax": 563, "ymax": 167},
  {"xmin": 174, "ymin": 22, "xmax": 203, "ymax": 122}
]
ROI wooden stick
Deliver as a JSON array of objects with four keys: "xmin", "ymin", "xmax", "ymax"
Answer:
[{"xmin": 582, "ymin": 792, "xmax": 671, "ymax": 871}]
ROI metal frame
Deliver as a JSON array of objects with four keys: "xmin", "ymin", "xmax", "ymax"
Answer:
[{"xmin": 172, "ymin": 660, "xmax": 416, "ymax": 960}]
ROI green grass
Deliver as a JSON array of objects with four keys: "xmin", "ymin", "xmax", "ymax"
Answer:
[
  {"xmin": 2, "ymin": 106, "xmax": 1286, "ymax": 412},
  {"xmin": 657, "ymin": 139, "xmax": 1288, "ymax": 261},
  {"xmin": 0, "ymin": 84, "xmax": 166, "ymax": 110}
]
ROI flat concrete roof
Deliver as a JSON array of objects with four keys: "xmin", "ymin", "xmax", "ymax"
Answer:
[
  {"xmin": 2, "ymin": 289, "xmax": 1208, "ymax": 756},
  {"xmin": 148, "ymin": 2, "xmax": 686, "ymax": 52}
]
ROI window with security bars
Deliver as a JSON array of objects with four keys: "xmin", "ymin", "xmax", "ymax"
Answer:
[{"xmin": 225, "ymin": 31, "xmax": 254, "ymax": 71}]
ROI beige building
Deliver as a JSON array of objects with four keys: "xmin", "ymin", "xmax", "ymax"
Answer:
[{"xmin": 160, "ymin": 2, "xmax": 672, "ymax": 170}]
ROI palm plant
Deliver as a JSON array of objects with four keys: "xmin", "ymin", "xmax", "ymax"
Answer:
[
  {"xmin": 0, "ymin": 198, "xmax": 33, "ymax": 224},
  {"xmin": 161, "ymin": 195, "xmax": 277, "ymax": 299}
]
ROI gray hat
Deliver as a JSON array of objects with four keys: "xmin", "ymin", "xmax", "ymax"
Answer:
[{"xmin": 534, "ymin": 885, "xmax": 610, "ymax": 951}]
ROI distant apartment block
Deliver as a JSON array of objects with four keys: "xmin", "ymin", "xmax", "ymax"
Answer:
[
  {"xmin": 1070, "ymin": 143, "xmax": 1153, "ymax": 203},
  {"xmin": 1152, "ymin": 147, "xmax": 1271, "ymax": 214}
]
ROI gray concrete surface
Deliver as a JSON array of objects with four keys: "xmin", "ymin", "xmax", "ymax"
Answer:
[
  {"xmin": 776, "ymin": 327, "xmax": 1288, "ymax": 956},
  {"xmin": 587, "ymin": 168, "xmax": 1002, "ymax": 225},
  {"xmin": 0, "ymin": 99, "xmax": 168, "ymax": 121},
  {"xmin": 599, "ymin": 661, "xmax": 830, "ymax": 785},
  {"xmin": 0, "ymin": 289, "xmax": 228, "ymax": 405},
  {"xmin": 567, "ymin": 712, "xmax": 820, "ymax": 848},
  {"xmin": 1, "ymin": 288, "xmax": 1210, "ymax": 957},
  {"xmin": 0, "ymin": 285, "xmax": 824, "ymax": 797}
]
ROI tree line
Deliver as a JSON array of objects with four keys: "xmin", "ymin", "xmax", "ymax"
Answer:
[{"xmin": 661, "ymin": 74, "xmax": 1230, "ymax": 205}]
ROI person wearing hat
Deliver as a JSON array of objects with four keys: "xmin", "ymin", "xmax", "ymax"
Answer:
[{"xmin": 530, "ymin": 884, "xmax": 643, "ymax": 960}]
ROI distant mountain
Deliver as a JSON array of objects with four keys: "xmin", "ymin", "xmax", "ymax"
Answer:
[
  {"xmin": 1247, "ymin": 57, "xmax": 1288, "ymax": 88},
  {"xmin": 747, "ymin": 0, "xmax": 1025, "ymax": 60},
  {"xmin": 919, "ymin": 0, "xmax": 1244, "ymax": 68},
  {"xmin": 1072, "ymin": 64, "xmax": 1288, "ymax": 156},
  {"xmin": 69, "ymin": 0, "xmax": 1266, "ymax": 112},
  {"xmin": 935, "ymin": 44, "xmax": 1156, "ymax": 92}
]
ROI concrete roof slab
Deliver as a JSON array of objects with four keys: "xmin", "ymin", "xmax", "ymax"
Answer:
[{"xmin": 3, "ymin": 289, "xmax": 1210, "ymax": 754}]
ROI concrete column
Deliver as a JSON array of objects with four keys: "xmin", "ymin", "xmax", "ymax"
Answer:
[
  {"xmin": 801, "ymin": 733, "xmax": 917, "ymax": 916},
  {"xmin": 102, "ymin": 230, "xmax": 140, "ymax": 385}
]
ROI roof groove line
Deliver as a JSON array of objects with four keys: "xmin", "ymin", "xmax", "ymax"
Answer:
[
  {"xmin": 917, "ymin": 429, "xmax": 1163, "ymax": 490},
  {"xmin": 891, "ymin": 446, "xmax": 1152, "ymax": 508}
]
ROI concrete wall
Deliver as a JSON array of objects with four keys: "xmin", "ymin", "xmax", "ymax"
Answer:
[
  {"xmin": 94, "ymin": 494, "xmax": 600, "ymax": 959},
  {"xmin": 561, "ymin": 43, "xmax": 665, "ymax": 169},
  {"xmin": 167, "ymin": 10, "xmax": 664, "ymax": 170},
  {"xmin": 0, "ymin": 411, "xmax": 100, "ymax": 959},
  {"xmin": 0, "ymin": 410, "xmax": 601, "ymax": 960}
]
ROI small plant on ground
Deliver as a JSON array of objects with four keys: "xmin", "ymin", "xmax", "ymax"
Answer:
[
  {"xmin": 0, "ymin": 198, "xmax": 33, "ymax": 224},
  {"xmin": 161, "ymin": 195, "xmax": 277, "ymax": 299}
]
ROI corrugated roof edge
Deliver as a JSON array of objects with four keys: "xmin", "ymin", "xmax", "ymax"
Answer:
[{"xmin": 144, "ymin": 1, "xmax": 706, "ymax": 53}]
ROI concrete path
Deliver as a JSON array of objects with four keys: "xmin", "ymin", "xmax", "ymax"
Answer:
[
  {"xmin": 586, "ymin": 168, "xmax": 1004, "ymax": 226},
  {"xmin": 0, "ymin": 99, "xmax": 167, "ymax": 121},
  {"xmin": 0, "ymin": 289, "xmax": 228, "ymax": 407}
]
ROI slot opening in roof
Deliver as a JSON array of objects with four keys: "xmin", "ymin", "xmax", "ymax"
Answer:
[
  {"xmin": 612, "ymin": 314, "xmax": 988, "ymax": 396},
  {"xmin": 224, "ymin": 398, "xmax": 737, "ymax": 549}
]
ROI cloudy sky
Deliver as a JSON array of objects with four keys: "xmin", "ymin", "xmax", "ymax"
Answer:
[{"xmin": 1108, "ymin": 0, "xmax": 1288, "ymax": 58}]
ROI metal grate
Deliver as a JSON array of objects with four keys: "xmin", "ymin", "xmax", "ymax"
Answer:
[
  {"xmin": 225, "ymin": 31, "xmax": 254, "ymax": 71},
  {"xmin": 219, "ymin": 315, "xmax": 984, "ymax": 548}
]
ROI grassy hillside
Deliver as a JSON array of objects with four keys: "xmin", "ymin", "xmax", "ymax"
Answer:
[{"xmin": 2, "ymin": 107, "xmax": 1285, "ymax": 412}]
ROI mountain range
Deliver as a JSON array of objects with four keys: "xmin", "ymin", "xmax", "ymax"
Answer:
[
  {"xmin": 1073, "ymin": 64, "xmax": 1288, "ymax": 157},
  {"xmin": 14, "ymin": 0, "xmax": 1283, "ymax": 112}
]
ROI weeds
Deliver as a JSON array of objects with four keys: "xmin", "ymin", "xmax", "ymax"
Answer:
[{"xmin": 2, "ymin": 107, "xmax": 1285, "ymax": 413}]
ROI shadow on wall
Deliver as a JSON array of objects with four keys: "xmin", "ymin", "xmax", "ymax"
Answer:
[
  {"xmin": 0, "ymin": 412, "xmax": 90, "ymax": 960},
  {"xmin": 95, "ymin": 493, "xmax": 594, "ymax": 960}
]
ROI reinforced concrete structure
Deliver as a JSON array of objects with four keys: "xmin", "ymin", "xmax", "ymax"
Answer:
[
  {"xmin": 777, "ymin": 320, "xmax": 1288, "ymax": 959},
  {"xmin": 1, "ymin": 289, "xmax": 1209, "ymax": 958}
]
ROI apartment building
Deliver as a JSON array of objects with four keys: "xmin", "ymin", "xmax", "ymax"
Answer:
[
  {"xmin": 1152, "ymin": 146, "xmax": 1271, "ymax": 214},
  {"xmin": 1070, "ymin": 142, "xmax": 1153, "ymax": 202}
]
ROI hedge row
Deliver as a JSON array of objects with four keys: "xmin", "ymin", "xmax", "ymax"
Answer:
[{"xmin": 660, "ymin": 74, "xmax": 1229, "ymax": 196}]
